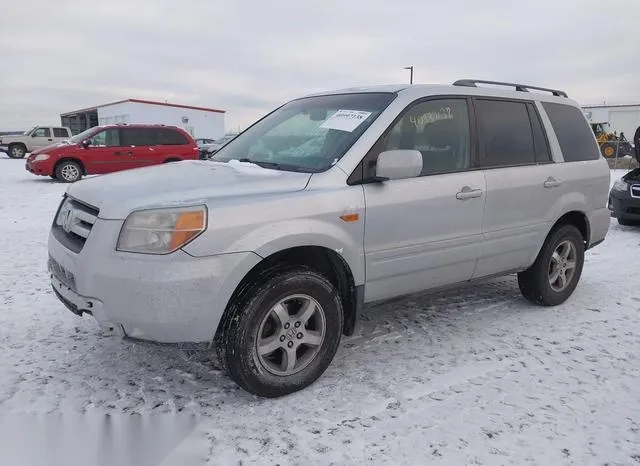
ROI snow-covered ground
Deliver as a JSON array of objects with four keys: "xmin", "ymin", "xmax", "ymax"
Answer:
[{"xmin": 1, "ymin": 158, "xmax": 639, "ymax": 465}]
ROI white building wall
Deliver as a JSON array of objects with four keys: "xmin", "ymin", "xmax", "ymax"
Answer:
[
  {"xmin": 97, "ymin": 102, "xmax": 225, "ymax": 139},
  {"xmin": 583, "ymin": 105, "xmax": 640, "ymax": 140}
]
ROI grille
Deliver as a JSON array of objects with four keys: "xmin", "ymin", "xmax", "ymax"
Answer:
[
  {"xmin": 631, "ymin": 185, "xmax": 640, "ymax": 199},
  {"xmin": 52, "ymin": 196, "xmax": 99, "ymax": 253}
]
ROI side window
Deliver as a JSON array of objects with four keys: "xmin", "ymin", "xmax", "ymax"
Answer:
[
  {"xmin": 121, "ymin": 128, "xmax": 158, "ymax": 146},
  {"xmin": 527, "ymin": 104, "xmax": 552, "ymax": 163},
  {"xmin": 157, "ymin": 128, "xmax": 189, "ymax": 145},
  {"xmin": 33, "ymin": 127, "xmax": 51, "ymax": 138},
  {"xmin": 475, "ymin": 99, "xmax": 536, "ymax": 168},
  {"xmin": 368, "ymin": 99, "xmax": 471, "ymax": 177},
  {"xmin": 53, "ymin": 128, "xmax": 69, "ymax": 138},
  {"xmin": 541, "ymin": 102, "xmax": 600, "ymax": 162},
  {"xmin": 89, "ymin": 129, "xmax": 121, "ymax": 147}
]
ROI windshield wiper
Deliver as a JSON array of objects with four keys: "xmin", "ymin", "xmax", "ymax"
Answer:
[{"xmin": 236, "ymin": 158, "xmax": 314, "ymax": 173}]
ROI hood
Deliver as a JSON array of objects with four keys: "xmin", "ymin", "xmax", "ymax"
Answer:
[
  {"xmin": 66, "ymin": 160, "xmax": 312, "ymax": 219},
  {"xmin": 31, "ymin": 142, "xmax": 73, "ymax": 155}
]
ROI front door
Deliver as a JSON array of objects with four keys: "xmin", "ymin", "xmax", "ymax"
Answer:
[
  {"xmin": 361, "ymin": 97, "xmax": 486, "ymax": 302},
  {"xmin": 82, "ymin": 128, "xmax": 128, "ymax": 174},
  {"xmin": 30, "ymin": 127, "xmax": 54, "ymax": 150}
]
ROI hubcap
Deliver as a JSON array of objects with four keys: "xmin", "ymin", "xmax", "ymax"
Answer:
[
  {"xmin": 256, "ymin": 294, "xmax": 326, "ymax": 376},
  {"xmin": 11, "ymin": 146, "xmax": 25, "ymax": 157},
  {"xmin": 61, "ymin": 165, "xmax": 79, "ymax": 181},
  {"xmin": 548, "ymin": 240, "xmax": 577, "ymax": 292}
]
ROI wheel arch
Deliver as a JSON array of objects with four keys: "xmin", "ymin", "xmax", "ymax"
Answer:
[{"xmin": 218, "ymin": 245, "xmax": 361, "ymax": 337}]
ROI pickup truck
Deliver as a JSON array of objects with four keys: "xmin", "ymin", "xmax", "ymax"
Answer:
[{"xmin": 0, "ymin": 126, "xmax": 73, "ymax": 158}]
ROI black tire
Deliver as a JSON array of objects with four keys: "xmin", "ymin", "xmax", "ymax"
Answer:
[
  {"xmin": 55, "ymin": 160, "xmax": 83, "ymax": 183},
  {"xmin": 600, "ymin": 142, "xmax": 616, "ymax": 159},
  {"xmin": 7, "ymin": 143, "xmax": 27, "ymax": 159},
  {"xmin": 215, "ymin": 265, "xmax": 343, "ymax": 398},
  {"xmin": 618, "ymin": 217, "xmax": 640, "ymax": 226},
  {"xmin": 518, "ymin": 224, "xmax": 585, "ymax": 306}
]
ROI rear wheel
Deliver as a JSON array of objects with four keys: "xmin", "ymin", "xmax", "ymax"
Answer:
[
  {"xmin": 7, "ymin": 144, "xmax": 27, "ymax": 159},
  {"xmin": 215, "ymin": 266, "xmax": 343, "ymax": 397},
  {"xmin": 55, "ymin": 161, "xmax": 83, "ymax": 183},
  {"xmin": 518, "ymin": 225, "xmax": 585, "ymax": 306}
]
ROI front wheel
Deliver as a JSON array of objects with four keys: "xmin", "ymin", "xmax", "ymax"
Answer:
[
  {"xmin": 55, "ymin": 161, "xmax": 83, "ymax": 183},
  {"xmin": 215, "ymin": 266, "xmax": 343, "ymax": 397},
  {"xmin": 518, "ymin": 224, "xmax": 585, "ymax": 306}
]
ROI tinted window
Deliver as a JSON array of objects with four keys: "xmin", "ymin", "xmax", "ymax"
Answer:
[
  {"xmin": 89, "ymin": 129, "xmax": 120, "ymax": 147},
  {"xmin": 33, "ymin": 127, "xmax": 51, "ymax": 137},
  {"xmin": 475, "ymin": 99, "xmax": 536, "ymax": 167},
  {"xmin": 157, "ymin": 128, "xmax": 189, "ymax": 145},
  {"xmin": 542, "ymin": 102, "xmax": 600, "ymax": 162},
  {"xmin": 121, "ymin": 128, "xmax": 158, "ymax": 146},
  {"xmin": 53, "ymin": 128, "xmax": 69, "ymax": 138},
  {"xmin": 527, "ymin": 104, "xmax": 551, "ymax": 163},
  {"xmin": 366, "ymin": 99, "xmax": 471, "ymax": 177}
]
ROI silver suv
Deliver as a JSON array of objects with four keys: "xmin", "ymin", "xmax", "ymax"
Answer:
[{"xmin": 48, "ymin": 80, "xmax": 610, "ymax": 397}]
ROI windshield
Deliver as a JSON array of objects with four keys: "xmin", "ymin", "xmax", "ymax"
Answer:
[
  {"xmin": 68, "ymin": 127, "xmax": 101, "ymax": 143},
  {"xmin": 212, "ymin": 93, "xmax": 395, "ymax": 172},
  {"xmin": 23, "ymin": 126, "xmax": 36, "ymax": 136}
]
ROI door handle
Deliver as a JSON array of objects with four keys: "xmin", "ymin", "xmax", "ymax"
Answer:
[
  {"xmin": 456, "ymin": 187, "xmax": 483, "ymax": 200},
  {"xmin": 113, "ymin": 151, "xmax": 134, "ymax": 156},
  {"xmin": 47, "ymin": 138, "xmax": 53, "ymax": 141},
  {"xmin": 544, "ymin": 177, "xmax": 562, "ymax": 188}
]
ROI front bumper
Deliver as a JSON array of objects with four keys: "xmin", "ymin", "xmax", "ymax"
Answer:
[
  {"xmin": 25, "ymin": 159, "xmax": 49, "ymax": 176},
  {"xmin": 609, "ymin": 189, "xmax": 640, "ymax": 221},
  {"xmin": 48, "ymin": 218, "xmax": 262, "ymax": 343}
]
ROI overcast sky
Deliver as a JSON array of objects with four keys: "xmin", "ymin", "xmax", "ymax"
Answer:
[{"xmin": 1, "ymin": 0, "xmax": 639, "ymax": 131}]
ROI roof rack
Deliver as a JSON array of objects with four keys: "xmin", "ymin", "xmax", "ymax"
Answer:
[{"xmin": 452, "ymin": 79, "xmax": 568, "ymax": 98}]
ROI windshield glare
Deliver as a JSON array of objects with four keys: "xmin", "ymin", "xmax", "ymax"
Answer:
[
  {"xmin": 68, "ymin": 127, "xmax": 101, "ymax": 144},
  {"xmin": 212, "ymin": 93, "xmax": 395, "ymax": 172}
]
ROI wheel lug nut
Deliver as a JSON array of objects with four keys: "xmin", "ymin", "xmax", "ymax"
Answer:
[
  {"xmin": 284, "ymin": 323, "xmax": 290, "ymax": 329},
  {"xmin": 287, "ymin": 341, "xmax": 294, "ymax": 348},
  {"xmin": 297, "ymin": 333, "xmax": 303, "ymax": 339},
  {"xmin": 280, "ymin": 335, "xmax": 286, "ymax": 342},
  {"xmin": 294, "ymin": 321, "xmax": 301, "ymax": 328}
]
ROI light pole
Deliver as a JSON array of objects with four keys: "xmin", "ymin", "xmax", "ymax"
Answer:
[{"xmin": 404, "ymin": 66, "xmax": 414, "ymax": 84}]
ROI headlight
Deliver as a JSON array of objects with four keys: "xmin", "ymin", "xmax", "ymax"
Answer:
[
  {"xmin": 612, "ymin": 179, "xmax": 629, "ymax": 192},
  {"xmin": 117, "ymin": 206, "xmax": 207, "ymax": 254},
  {"xmin": 34, "ymin": 153, "xmax": 50, "ymax": 161}
]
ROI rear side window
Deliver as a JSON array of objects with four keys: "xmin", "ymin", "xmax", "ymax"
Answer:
[
  {"xmin": 121, "ymin": 128, "xmax": 158, "ymax": 146},
  {"xmin": 157, "ymin": 128, "xmax": 189, "ymax": 145},
  {"xmin": 475, "ymin": 99, "xmax": 536, "ymax": 168},
  {"xmin": 53, "ymin": 128, "xmax": 69, "ymax": 138},
  {"xmin": 541, "ymin": 102, "xmax": 600, "ymax": 162}
]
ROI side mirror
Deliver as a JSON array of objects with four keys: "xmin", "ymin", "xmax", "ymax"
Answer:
[
  {"xmin": 81, "ymin": 140, "xmax": 91, "ymax": 149},
  {"xmin": 376, "ymin": 150, "xmax": 423, "ymax": 180}
]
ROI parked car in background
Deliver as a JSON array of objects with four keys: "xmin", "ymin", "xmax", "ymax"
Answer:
[
  {"xmin": 201, "ymin": 133, "xmax": 238, "ymax": 158},
  {"xmin": 195, "ymin": 138, "xmax": 219, "ymax": 159},
  {"xmin": 26, "ymin": 124, "xmax": 199, "ymax": 182},
  {"xmin": 1, "ymin": 126, "xmax": 72, "ymax": 158},
  {"xmin": 609, "ymin": 168, "xmax": 640, "ymax": 226},
  {"xmin": 47, "ymin": 80, "xmax": 610, "ymax": 397}
]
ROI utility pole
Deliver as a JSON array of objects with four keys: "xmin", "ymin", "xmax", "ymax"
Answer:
[{"xmin": 404, "ymin": 66, "xmax": 414, "ymax": 84}]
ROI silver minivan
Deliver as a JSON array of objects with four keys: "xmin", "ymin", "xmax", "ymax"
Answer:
[{"xmin": 48, "ymin": 80, "xmax": 610, "ymax": 397}]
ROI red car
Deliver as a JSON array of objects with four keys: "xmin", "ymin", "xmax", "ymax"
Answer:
[{"xmin": 26, "ymin": 124, "xmax": 200, "ymax": 182}]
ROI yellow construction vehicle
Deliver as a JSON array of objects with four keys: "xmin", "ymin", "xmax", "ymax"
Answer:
[{"xmin": 591, "ymin": 122, "xmax": 633, "ymax": 158}]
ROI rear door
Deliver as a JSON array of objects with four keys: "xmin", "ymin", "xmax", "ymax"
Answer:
[
  {"xmin": 120, "ymin": 127, "xmax": 159, "ymax": 168},
  {"xmin": 29, "ymin": 127, "xmax": 54, "ymax": 150},
  {"xmin": 472, "ymin": 98, "xmax": 560, "ymax": 278}
]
